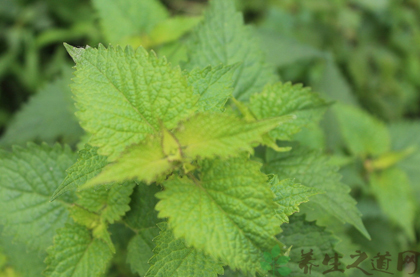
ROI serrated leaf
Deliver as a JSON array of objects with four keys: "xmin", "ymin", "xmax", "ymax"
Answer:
[
  {"xmin": 123, "ymin": 184, "xmax": 162, "ymax": 231},
  {"xmin": 124, "ymin": 184, "xmax": 162, "ymax": 276},
  {"xmin": 127, "ymin": 231, "xmax": 159, "ymax": 276},
  {"xmin": 51, "ymin": 145, "xmax": 107, "ymax": 201},
  {"xmin": 174, "ymin": 113, "xmax": 289, "ymax": 160},
  {"xmin": 334, "ymin": 103, "xmax": 390, "ymax": 157},
  {"xmin": 85, "ymin": 113, "xmax": 285, "ymax": 187},
  {"xmin": 92, "ymin": 222, "xmax": 115, "ymax": 253},
  {"xmin": 231, "ymin": 98, "xmax": 291, "ymax": 152},
  {"xmin": 269, "ymin": 176, "xmax": 323, "ymax": 224},
  {"xmin": 370, "ymin": 168, "xmax": 416, "ymax": 240},
  {"xmin": 65, "ymin": 43, "xmax": 198, "ymax": 160},
  {"xmin": 75, "ymin": 182, "xmax": 135, "ymax": 224},
  {"xmin": 69, "ymin": 205, "xmax": 100, "ymax": 229},
  {"xmin": 68, "ymin": 181, "xmax": 135, "ymax": 253},
  {"xmin": 249, "ymin": 82, "xmax": 328, "ymax": 141},
  {"xmin": 279, "ymin": 215, "xmax": 343, "ymax": 277},
  {"xmin": 92, "ymin": 0, "xmax": 168, "ymax": 45},
  {"xmin": 0, "ymin": 69, "xmax": 83, "ymax": 147},
  {"xmin": 83, "ymin": 136, "xmax": 177, "ymax": 187},
  {"xmin": 0, "ymin": 143, "xmax": 76, "ymax": 250},
  {"xmin": 155, "ymin": 157, "xmax": 282, "ymax": 274},
  {"xmin": 186, "ymin": 0, "xmax": 277, "ymax": 100},
  {"xmin": 187, "ymin": 64, "xmax": 236, "ymax": 112},
  {"xmin": 44, "ymin": 224, "xmax": 113, "ymax": 277},
  {"xmin": 264, "ymin": 147, "xmax": 370, "ymax": 239},
  {"xmin": 146, "ymin": 222, "xmax": 224, "ymax": 277}
]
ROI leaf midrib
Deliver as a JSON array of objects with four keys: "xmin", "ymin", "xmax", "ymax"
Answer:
[{"xmin": 79, "ymin": 50, "xmax": 158, "ymax": 134}]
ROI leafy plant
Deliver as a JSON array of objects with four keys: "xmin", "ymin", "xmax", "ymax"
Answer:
[{"xmin": 3, "ymin": 0, "xmax": 419, "ymax": 277}]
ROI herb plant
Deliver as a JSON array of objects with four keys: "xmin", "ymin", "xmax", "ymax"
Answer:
[{"xmin": 0, "ymin": 0, "xmax": 394, "ymax": 276}]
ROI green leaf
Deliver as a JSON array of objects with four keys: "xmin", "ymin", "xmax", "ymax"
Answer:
[
  {"xmin": 127, "ymin": 231, "xmax": 159, "ymax": 276},
  {"xmin": 174, "ymin": 113, "xmax": 288, "ymax": 160},
  {"xmin": 260, "ymin": 261, "xmax": 272, "ymax": 271},
  {"xmin": 277, "ymin": 256, "xmax": 290, "ymax": 265},
  {"xmin": 271, "ymin": 245, "xmax": 281, "ymax": 258},
  {"xmin": 0, "ymin": 143, "xmax": 76, "ymax": 250},
  {"xmin": 75, "ymin": 182, "xmax": 135, "ymax": 224},
  {"xmin": 92, "ymin": 0, "xmax": 168, "ymax": 44},
  {"xmin": 263, "ymin": 252, "xmax": 273, "ymax": 263},
  {"xmin": 314, "ymin": 58, "xmax": 360, "ymax": 152},
  {"xmin": 388, "ymin": 121, "xmax": 420, "ymax": 203},
  {"xmin": 123, "ymin": 184, "xmax": 162, "ymax": 231},
  {"xmin": 85, "ymin": 113, "xmax": 285, "ymax": 187},
  {"xmin": 269, "ymin": 176, "xmax": 323, "ymax": 224},
  {"xmin": 83, "ymin": 135, "xmax": 177, "ymax": 187},
  {"xmin": 0, "ymin": 70, "xmax": 83, "ymax": 147},
  {"xmin": 279, "ymin": 215, "xmax": 342, "ymax": 277},
  {"xmin": 186, "ymin": 0, "xmax": 277, "ymax": 100},
  {"xmin": 256, "ymin": 30, "xmax": 324, "ymax": 68},
  {"xmin": 334, "ymin": 103, "xmax": 390, "ymax": 157},
  {"xmin": 124, "ymin": 184, "xmax": 162, "ymax": 276},
  {"xmin": 51, "ymin": 145, "xmax": 108, "ymax": 201},
  {"xmin": 278, "ymin": 267, "xmax": 292, "ymax": 276},
  {"xmin": 264, "ymin": 147, "xmax": 370, "ymax": 239},
  {"xmin": 45, "ymin": 224, "xmax": 113, "ymax": 277},
  {"xmin": 187, "ymin": 64, "xmax": 236, "ymax": 112},
  {"xmin": 65, "ymin": 43, "xmax": 198, "ymax": 160},
  {"xmin": 146, "ymin": 222, "xmax": 224, "ymax": 277},
  {"xmin": 69, "ymin": 181, "xmax": 135, "ymax": 253},
  {"xmin": 315, "ymin": 56, "xmax": 359, "ymax": 106},
  {"xmin": 155, "ymin": 157, "xmax": 282, "ymax": 273},
  {"xmin": 69, "ymin": 206, "xmax": 100, "ymax": 229},
  {"xmin": 149, "ymin": 16, "xmax": 202, "ymax": 46},
  {"xmin": 292, "ymin": 122, "xmax": 326, "ymax": 150},
  {"xmin": 370, "ymin": 168, "xmax": 416, "ymax": 240},
  {"xmin": 0, "ymin": 227, "xmax": 46, "ymax": 277},
  {"xmin": 249, "ymin": 82, "xmax": 328, "ymax": 141}
]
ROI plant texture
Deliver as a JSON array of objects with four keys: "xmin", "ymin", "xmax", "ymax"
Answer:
[{"xmin": 7, "ymin": 0, "xmax": 413, "ymax": 276}]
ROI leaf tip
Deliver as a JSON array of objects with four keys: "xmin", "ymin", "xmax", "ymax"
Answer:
[{"xmin": 64, "ymin": 43, "xmax": 85, "ymax": 62}]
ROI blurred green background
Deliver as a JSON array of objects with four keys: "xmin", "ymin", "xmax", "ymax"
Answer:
[{"xmin": 0, "ymin": 0, "xmax": 419, "ymax": 276}]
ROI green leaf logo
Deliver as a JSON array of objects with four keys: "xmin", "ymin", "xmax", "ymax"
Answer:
[{"xmin": 261, "ymin": 245, "xmax": 291, "ymax": 276}]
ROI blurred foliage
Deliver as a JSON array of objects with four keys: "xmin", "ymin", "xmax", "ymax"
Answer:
[
  {"xmin": 0, "ymin": 0, "xmax": 99, "ymax": 134},
  {"xmin": 258, "ymin": 0, "xmax": 420, "ymax": 120},
  {"xmin": 0, "ymin": 0, "xmax": 419, "ymax": 276}
]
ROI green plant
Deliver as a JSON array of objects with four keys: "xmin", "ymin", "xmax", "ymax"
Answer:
[
  {"xmin": 248, "ymin": 1, "xmax": 420, "ymax": 271},
  {"xmin": 1, "ymin": 0, "xmax": 395, "ymax": 276},
  {"xmin": 261, "ymin": 245, "xmax": 291, "ymax": 276}
]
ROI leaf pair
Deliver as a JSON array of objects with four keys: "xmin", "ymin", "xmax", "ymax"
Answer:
[{"xmin": 83, "ymin": 112, "xmax": 286, "ymax": 188}]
